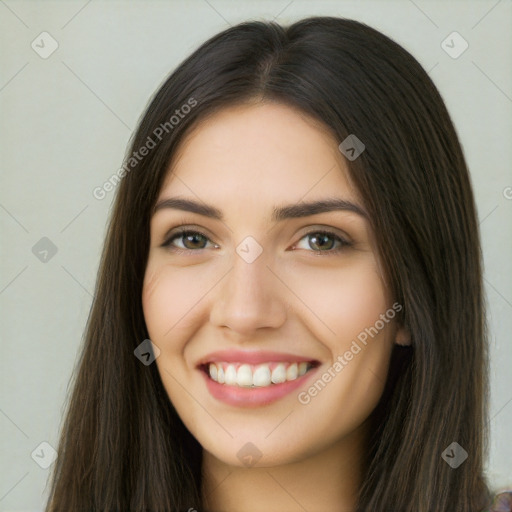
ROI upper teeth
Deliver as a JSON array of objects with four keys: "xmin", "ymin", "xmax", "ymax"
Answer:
[{"xmin": 208, "ymin": 362, "xmax": 311, "ymax": 387}]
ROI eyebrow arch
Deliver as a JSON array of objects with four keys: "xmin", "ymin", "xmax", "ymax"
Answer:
[{"xmin": 153, "ymin": 197, "xmax": 368, "ymax": 221}]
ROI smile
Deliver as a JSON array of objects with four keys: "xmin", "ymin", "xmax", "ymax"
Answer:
[
  {"xmin": 203, "ymin": 361, "xmax": 315, "ymax": 388},
  {"xmin": 197, "ymin": 353, "xmax": 320, "ymax": 407}
]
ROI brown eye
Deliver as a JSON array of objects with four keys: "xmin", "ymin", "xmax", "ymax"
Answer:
[
  {"xmin": 308, "ymin": 232, "xmax": 336, "ymax": 251},
  {"xmin": 163, "ymin": 230, "xmax": 214, "ymax": 251},
  {"xmin": 294, "ymin": 230, "xmax": 350, "ymax": 254}
]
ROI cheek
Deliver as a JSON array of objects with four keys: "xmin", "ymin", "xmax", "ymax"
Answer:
[
  {"xmin": 288, "ymin": 260, "xmax": 395, "ymax": 433},
  {"xmin": 285, "ymin": 256, "xmax": 391, "ymax": 346},
  {"xmin": 142, "ymin": 265, "xmax": 175, "ymax": 341},
  {"xmin": 287, "ymin": 257, "xmax": 394, "ymax": 402},
  {"xmin": 142, "ymin": 261, "xmax": 208, "ymax": 342},
  {"xmin": 141, "ymin": 262, "xmax": 204, "ymax": 409}
]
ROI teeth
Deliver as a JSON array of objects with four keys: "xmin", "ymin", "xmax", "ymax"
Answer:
[
  {"xmin": 286, "ymin": 362, "xmax": 298, "ymax": 381},
  {"xmin": 252, "ymin": 365, "xmax": 271, "ymax": 387},
  {"xmin": 271, "ymin": 363, "xmax": 286, "ymax": 384},
  {"xmin": 236, "ymin": 364, "xmax": 253, "ymax": 387},
  {"xmin": 225, "ymin": 364, "xmax": 237, "ymax": 385},
  {"xmin": 209, "ymin": 363, "xmax": 217, "ymax": 381},
  {"xmin": 207, "ymin": 361, "xmax": 313, "ymax": 387}
]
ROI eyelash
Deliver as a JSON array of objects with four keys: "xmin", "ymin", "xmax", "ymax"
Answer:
[{"xmin": 161, "ymin": 228, "xmax": 351, "ymax": 256}]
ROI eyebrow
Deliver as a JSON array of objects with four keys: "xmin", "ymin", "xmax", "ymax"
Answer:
[{"xmin": 153, "ymin": 197, "xmax": 368, "ymax": 222}]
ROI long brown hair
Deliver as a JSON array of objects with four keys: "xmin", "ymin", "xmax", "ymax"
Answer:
[{"xmin": 45, "ymin": 16, "xmax": 492, "ymax": 511}]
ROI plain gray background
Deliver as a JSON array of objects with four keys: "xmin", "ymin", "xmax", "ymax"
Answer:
[{"xmin": 0, "ymin": 0, "xmax": 511, "ymax": 510}]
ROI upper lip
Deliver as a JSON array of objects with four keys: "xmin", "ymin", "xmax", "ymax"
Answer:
[{"xmin": 196, "ymin": 350, "xmax": 319, "ymax": 367}]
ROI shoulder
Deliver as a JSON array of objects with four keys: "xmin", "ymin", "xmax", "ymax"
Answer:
[{"xmin": 485, "ymin": 491, "xmax": 512, "ymax": 512}]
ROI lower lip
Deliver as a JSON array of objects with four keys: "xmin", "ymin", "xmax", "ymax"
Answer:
[{"xmin": 200, "ymin": 366, "xmax": 319, "ymax": 407}]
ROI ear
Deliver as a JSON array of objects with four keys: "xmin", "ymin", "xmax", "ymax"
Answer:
[{"xmin": 395, "ymin": 325, "xmax": 411, "ymax": 346}]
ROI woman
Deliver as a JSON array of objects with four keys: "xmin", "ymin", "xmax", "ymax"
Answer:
[{"xmin": 45, "ymin": 16, "xmax": 511, "ymax": 511}]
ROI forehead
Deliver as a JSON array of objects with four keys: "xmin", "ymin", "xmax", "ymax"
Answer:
[{"xmin": 158, "ymin": 102, "xmax": 361, "ymax": 207}]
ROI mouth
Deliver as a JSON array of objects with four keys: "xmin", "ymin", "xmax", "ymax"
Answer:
[
  {"xmin": 197, "ymin": 358, "xmax": 321, "ymax": 408},
  {"xmin": 198, "ymin": 360, "xmax": 320, "ymax": 388}
]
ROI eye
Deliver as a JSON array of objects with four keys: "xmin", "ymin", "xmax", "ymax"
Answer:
[
  {"xmin": 293, "ymin": 230, "xmax": 351, "ymax": 255},
  {"xmin": 161, "ymin": 227, "xmax": 351, "ymax": 255},
  {"xmin": 162, "ymin": 229, "xmax": 217, "ymax": 253}
]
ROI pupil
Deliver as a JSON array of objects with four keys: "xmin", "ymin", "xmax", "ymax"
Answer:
[
  {"xmin": 311, "ymin": 233, "xmax": 333, "ymax": 250},
  {"xmin": 185, "ymin": 233, "xmax": 205, "ymax": 249}
]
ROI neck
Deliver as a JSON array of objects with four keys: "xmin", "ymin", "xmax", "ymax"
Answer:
[{"xmin": 200, "ymin": 424, "xmax": 367, "ymax": 512}]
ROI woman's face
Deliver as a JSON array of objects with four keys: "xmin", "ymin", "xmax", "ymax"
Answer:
[{"xmin": 142, "ymin": 101, "xmax": 407, "ymax": 468}]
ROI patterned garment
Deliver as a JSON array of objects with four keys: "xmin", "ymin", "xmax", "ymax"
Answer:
[{"xmin": 486, "ymin": 491, "xmax": 512, "ymax": 512}]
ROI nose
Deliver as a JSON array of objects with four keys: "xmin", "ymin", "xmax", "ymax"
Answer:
[{"xmin": 209, "ymin": 248, "xmax": 288, "ymax": 336}]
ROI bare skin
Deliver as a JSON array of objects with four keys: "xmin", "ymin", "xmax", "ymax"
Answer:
[{"xmin": 142, "ymin": 101, "xmax": 410, "ymax": 512}]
